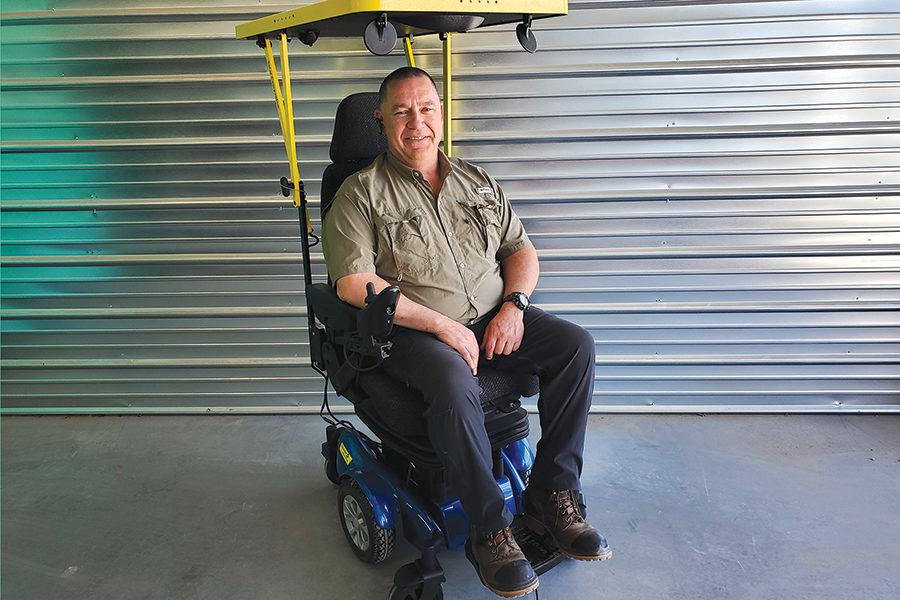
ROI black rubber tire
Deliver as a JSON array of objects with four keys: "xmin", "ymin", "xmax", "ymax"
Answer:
[
  {"xmin": 389, "ymin": 584, "xmax": 443, "ymax": 600},
  {"xmin": 338, "ymin": 478, "xmax": 395, "ymax": 563},
  {"xmin": 324, "ymin": 453, "xmax": 340, "ymax": 485},
  {"xmin": 321, "ymin": 428, "xmax": 341, "ymax": 485},
  {"xmin": 519, "ymin": 468, "xmax": 531, "ymax": 489}
]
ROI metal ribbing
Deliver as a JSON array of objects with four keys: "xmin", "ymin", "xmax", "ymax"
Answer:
[{"xmin": 1, "ymin": 0, "xmax": 898, "ymax": 413}]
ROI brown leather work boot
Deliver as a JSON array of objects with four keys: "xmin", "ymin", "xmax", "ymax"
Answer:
[
  {"xmin": 522, "ymin": 488, "xmax": 612, "ymax": 561},
  {"xmin": 464, "ymin": 525, "xmax": 539, "ymax": 598}
]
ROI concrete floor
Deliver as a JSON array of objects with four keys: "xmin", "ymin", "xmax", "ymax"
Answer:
[{"xmin": 2, "ymin": 413, "xmax": 898, "ymax": 600}]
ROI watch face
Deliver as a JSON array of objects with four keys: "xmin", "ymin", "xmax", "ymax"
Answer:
[{"xmin": 506, "ymin": 292, "xmax": 528, "ymax": 310}]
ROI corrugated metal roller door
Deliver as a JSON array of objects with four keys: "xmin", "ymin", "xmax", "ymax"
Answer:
[{"xmin": 1, "ymin": 0, "xmax": 898, "ymax": 413}]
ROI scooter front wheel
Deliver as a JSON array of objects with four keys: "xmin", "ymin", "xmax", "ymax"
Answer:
[
  {"xmin": 338, "ymin": 478, "xmax": 394, "ymax": 563},
  {"xmin": 388, "ymin": 583, "xmax": 443, "ymax": 600}
]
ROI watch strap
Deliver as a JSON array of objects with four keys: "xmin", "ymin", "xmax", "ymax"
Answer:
[{"xmin": 502, "ymin": 292, "xmax": 530, "ymax": 312}]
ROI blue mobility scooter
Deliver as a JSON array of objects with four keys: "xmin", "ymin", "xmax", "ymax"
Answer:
[{"xmin": 301, "ymin": 93, "xmax": 567, "ymax": 600}]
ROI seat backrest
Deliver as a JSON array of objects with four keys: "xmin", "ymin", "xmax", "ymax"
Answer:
[{"xmin": 320, "ymin": 92, "xmax": 388, "ymax": 219}]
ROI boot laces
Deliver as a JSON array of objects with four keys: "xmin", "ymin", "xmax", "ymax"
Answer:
[
  {"xmin": 486, "ymin": 527, "xmax": 519, "ymax": 559},
  {"xmin": 556, "ymin": 490, "xmax": 585, "ymax": 526}
]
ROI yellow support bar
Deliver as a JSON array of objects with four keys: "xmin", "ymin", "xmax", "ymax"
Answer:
[
  {"xmin": 261, "ymin": 34, "xmax": 312, "ymax": 231},
  {"xmin": 403, "ymin": 35, "xmax": 415, "ymax": 67},
  {"xmin": 281, "ymin": 35, "xmax": 313, "ymax": 232},
  {"xmin": 280, "ymin": 33, "xmax": 301, "ymax": 199},
  {"xmin": 442, "ymin": 33, "xmax": 452, "ymax": 157},
  {"xmin": 263, "ymin": 40, "xmax": 293, "ymax": 163}
]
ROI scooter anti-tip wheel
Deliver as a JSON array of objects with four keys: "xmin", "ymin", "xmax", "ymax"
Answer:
[{"xmin": 338, "ymin": 478, "xmax": 395, "ymax": 563}]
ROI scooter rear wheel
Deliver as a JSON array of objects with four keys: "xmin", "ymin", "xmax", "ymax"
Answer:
[{"xmin": 323, "ymin": 450, "xmax": 340, "ymax": 484}]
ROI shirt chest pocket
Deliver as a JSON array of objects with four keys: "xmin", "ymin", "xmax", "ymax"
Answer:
[
  {"xmin": 455, "ymin": 194, "xmax": 503, "ymax": 256},
  {"xmin": 375, "ymin": 207, "xmax": 434, "ymax": 282}
]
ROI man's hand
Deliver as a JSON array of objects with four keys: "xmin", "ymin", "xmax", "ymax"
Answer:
[
  {"xmin": 481, "ymin": 303, "xmax": 525, "ymax": 361},
  {"xmin": 434, "ymin": 319, "xmax": 481, "ymax": 376}
]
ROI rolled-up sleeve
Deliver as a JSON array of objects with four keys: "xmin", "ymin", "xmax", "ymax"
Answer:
[
  {"xmin": 322, "ymin": 184, "xmax": 377, "ymax": 282},
  {"xmin": 490, "ymin": 176, "xmax": 531, "ymax": 261}
]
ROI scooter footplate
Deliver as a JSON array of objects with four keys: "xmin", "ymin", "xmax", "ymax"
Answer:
[{"xmin": 510, "ymin": 517, "xmax": 567, "ymax": 575}]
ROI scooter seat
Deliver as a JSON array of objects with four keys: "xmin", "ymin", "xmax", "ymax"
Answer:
[{"xmin": 351, "ymin": 366, "xmax": 537, "ymax": 468}]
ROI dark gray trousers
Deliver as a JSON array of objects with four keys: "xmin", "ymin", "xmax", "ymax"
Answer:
[{"xmin": 379, "ymin": 307, "xmax": 595, "ymax": 532}]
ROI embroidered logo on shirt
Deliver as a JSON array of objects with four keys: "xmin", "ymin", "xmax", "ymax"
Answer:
[{"xmin": 476, "ymin": 187, "xmax": 493, "ymax": 195}]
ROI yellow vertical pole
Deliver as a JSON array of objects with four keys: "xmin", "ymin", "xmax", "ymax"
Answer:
[
  {"xmin": 442, "ymin": 33, "xmax": 452, "ymax": 156},
  {"xmin": 403, "ymin": 35, "xmax": 415, "ymax": 67}
]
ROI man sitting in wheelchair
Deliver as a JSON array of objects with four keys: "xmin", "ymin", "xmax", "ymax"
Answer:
[{"xmin": 322, "ymin": 66, "xmax": 611, "ymax": 598}]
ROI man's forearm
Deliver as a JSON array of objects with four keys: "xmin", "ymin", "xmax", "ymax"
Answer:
[
  {"xmin": 335, "ymin": 271, "xmax": 481, "ymax": 373},
  {"xmin": 500, "ymin": 245, "xmax": 540, "ymax": 298},
  {"xmin": 335, "ymin": 272, "xmax": 457, "ymax": 335}
]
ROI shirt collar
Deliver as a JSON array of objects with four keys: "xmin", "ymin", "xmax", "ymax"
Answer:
[{"xmin": 384, "ymin": 149, "xmax": 453, "ymax": 185}]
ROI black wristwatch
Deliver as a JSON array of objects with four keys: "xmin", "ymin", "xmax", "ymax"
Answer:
[{"xmin": 502, "ymin": 291, "xmax": 530, "ymax": 312}]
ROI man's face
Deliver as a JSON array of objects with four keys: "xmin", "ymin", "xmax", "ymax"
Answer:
[{"xmin": 376, "ymin": 75, "xmax": 443, "ymax": 169}]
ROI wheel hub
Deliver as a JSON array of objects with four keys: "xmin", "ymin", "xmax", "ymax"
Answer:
[{"xmin": 342, "ymin": 494, "xmax": 370, "ymax": 551}]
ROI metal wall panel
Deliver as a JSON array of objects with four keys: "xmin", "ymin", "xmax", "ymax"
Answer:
[{"xmin": 2, "ymin": 0, "xmax": 898, "ymax": 413}]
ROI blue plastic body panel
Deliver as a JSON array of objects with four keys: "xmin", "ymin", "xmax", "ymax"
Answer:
[
  {"xmin": 335, "ymin": 428, "xmax": 396, "ymax": 530},
  {"xmin": 335, "ymin": 427, "xmax": 444, "ymax": 545},
  {"xmin": 504, "ymin": 438, "xmax": 534, "ymax": 473},
  {"xmin": 502, "ymin": 439, "xmax": 534, "ymax": 513},
  {"xmin": 333, "ymin": 427, "xmax": 535, "ymax": 551}
]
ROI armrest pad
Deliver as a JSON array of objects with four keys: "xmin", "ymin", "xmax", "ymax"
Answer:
[{"xmin": 307, "ymin": 283, "xmax": 356, "ymax": 331}]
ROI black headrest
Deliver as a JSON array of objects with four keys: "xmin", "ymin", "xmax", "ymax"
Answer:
[{"xmin": 329, "ymin": 92, "xmax": 388, "ymax": 163}]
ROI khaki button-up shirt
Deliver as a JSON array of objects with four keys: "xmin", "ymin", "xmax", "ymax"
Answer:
[{"xmin": 322, "ymin": 151, "xmax": 531, "ymax": 324}]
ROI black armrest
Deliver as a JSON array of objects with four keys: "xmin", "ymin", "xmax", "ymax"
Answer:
[
  {"xmin": 306, "ymin": 282, "xmax": 400, "ymax": 395},
  {"xmin": 307, "ymin": 282, "xmax": 400, "ymax": 345},
  {"xmin": 307, "ymin": 283, "xmax": 357, "ymax": 331}
]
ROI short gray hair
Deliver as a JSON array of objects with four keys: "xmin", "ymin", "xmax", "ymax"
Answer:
[{"xmin": 378, "ymin": 67, "xmax": 439, "ymax": 107}]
